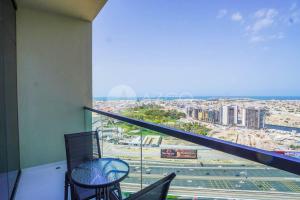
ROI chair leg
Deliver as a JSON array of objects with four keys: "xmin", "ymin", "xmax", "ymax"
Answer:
[
  {"xmin": 115, "ymin": 183, "xmax": 122, "ymax": 199},
  {"xmin": 64, "ymin": 172, "xmax": 69, "ymax": 200},
  {"xmin": 109, "ymin": 188, "xmax": 121, "ymax": 200},
  {"xmin": 109, "ymin": 184, "xmax": 122, "ymax": 200}
]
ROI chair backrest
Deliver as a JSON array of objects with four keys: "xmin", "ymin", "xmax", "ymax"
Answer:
[
  {"xmin": 64, "ymin": 131, "xmax": 101, "ymax": 174},
  {"xmin": 125, "ymin": 173, "xmax": 176, "ymax": 200}
]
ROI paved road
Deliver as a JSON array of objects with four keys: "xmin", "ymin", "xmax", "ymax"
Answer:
[
  {"xmin": 117, "ymin": 161, "xmax": 300, "ymax": 199},
  {"xmin": 127, "ymin": 160, "xmax": 296, "ymax": 178},
  {"xmin": 99, "ymin": 142, "xmax": 300, "ymax": 198},
  {"xmin": 128, "ymin": 173, "xmax": 300, "ymax": 181},
  {"xmin": 122, "ymin": 183, "xmax": 300, "ymax": 200}
]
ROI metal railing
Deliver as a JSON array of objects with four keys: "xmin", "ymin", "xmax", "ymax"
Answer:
[{"xmin": 84, "ymin": 106, "xmax": 300, "ymax": 176}]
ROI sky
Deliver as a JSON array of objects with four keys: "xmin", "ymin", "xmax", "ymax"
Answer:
[{"xmin": 92, "ymin": 0, "xmax": 300, "ymax": 98}]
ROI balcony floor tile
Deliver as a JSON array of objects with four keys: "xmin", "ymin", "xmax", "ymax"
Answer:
[{"xmin": 15, "ymin": 161, "xmax": 66, "ymax": 200}]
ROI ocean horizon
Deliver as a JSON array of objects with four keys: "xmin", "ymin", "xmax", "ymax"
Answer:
[{"xmin": 94, "ymin": 96, "xmax": 300, "ymax": 101}]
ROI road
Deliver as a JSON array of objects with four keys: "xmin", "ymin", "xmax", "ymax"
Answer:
[
  {"xmin": 128, "ymin": 173, "xmax": 300, "ymax": 181},
  {"xmin": 118, "ymin": 160, "xmax": 300, "ymax": 199},
  {"xmin": 99, "ymin": 141, "xmax": 300, "ymax": 199},
  {"xmin": 122, "ymin": 183, "xmax": 300, "ymax": 200}
]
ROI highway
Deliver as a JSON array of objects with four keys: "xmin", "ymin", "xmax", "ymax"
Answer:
[
  {"xmin": 100, "ymin": 142, "xmax": 300, "ymax": 199},
  {"xmin": 117, "ymin": 160, "xmax": 300, "ymax": 199},
  {"xmin": 122, "ymin": 183, "xmax": 300, "ymax": 200},
  {"xmin": 128, "ymin": 173, "xmax": 300, "ymax": 181}
]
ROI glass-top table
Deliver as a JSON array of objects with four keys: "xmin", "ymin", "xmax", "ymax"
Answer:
[{"xmin": 71, "ymin": 158, "xmax": 129, "ymax": 199}]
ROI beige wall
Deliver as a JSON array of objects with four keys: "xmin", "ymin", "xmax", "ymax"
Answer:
[{"xmin": 17, "ymin": 7, "xmax": 92, "ymax": 168}]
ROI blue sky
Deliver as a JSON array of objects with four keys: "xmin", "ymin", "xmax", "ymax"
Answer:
[{"xmin": 92, "ymin": 0, "xmax": 300, "ymax": 97}]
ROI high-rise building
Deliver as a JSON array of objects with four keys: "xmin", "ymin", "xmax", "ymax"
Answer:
[
  {"xmin": 219, "ymin": 107, "xmax": 223, "ymax": 125},
  {"xmin": 198, "ymin": 109, "xmax": 204, "ymax": 121},
  {"xmin": 203, "ymin": 110, "xmax": 209, "ymax": 122},
  {"xmin": 244, "ymin": 107, "xmax": 266, "ymax": 129},
  {"xmin": 206, "ymin": 109, "xmax": 220, "ymax": 124},
  {"xmin": 213, "ymin": 110, "xmax": 220, "ymax": 124},
  {"xmin": 187, "ymin": 105, "xmax": 265, "ymax": 129},
  {"xmin": 208, "ymin": 110, "xmax": 213, "ymax": 123},
  {"xmin": 259, "ymin": 109, "xmax": 266, "ymax": 129},
  {"xmin": 228, "ymin": 106, "xmax": 235, "ymax": 125},
  {"xmin": 241, "ymin": 108, "xmax": 246, "ymax": 127},
  {"xmin": 221, "ymin": 106, "xmax": 228, "ymax": 125},
  {"xmin": 222, "ymin": 105, "xmax": 238, "ymax": 126},
  {"xmin": 192, "ymin": 108, "xmax": 199, "ymax": 119},
  {"xmin": 186, "ymin": 107, "xmax": 193, "ymax": 118}
]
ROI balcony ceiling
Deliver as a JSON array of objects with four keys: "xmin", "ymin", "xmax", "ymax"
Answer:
[{"xmin": 15, "ymin": 0, "xmax": 107, "ymax": 21}]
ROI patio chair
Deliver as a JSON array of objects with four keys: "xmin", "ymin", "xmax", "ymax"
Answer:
[
  {"xmin": 64, "ymin": 131, "xmax": 121, "ymax": 200},
  {"xmin": 110, "ymin": 173, "xmax": 176, "ymax": 200}
]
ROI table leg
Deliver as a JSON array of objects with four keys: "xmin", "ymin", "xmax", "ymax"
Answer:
[
  {"xmin": 102, "ymin": 187, "xmax": 110, "ymax": 200},
  {"xmin": 96, "ymin": 188, "xmax": 101, "ymax": 200},
  {"xmin": 106, "ymin": 187, "xmax": 110, "ymax": 200},
  {"xmin": 103, "ymin": 187, "xmax": 107, "ymax": 200},
  {"xmin": 96, "ymin": 187, "xmax": 110, "ymax": 200}
]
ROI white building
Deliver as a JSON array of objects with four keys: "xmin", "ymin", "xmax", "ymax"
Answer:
[{"xmin": 222, "ymin": 105, "xmax": 238, "ymax": 126}]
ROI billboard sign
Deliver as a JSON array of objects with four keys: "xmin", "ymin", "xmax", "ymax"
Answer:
[
  {"xmin": 161, "ymin": 149, "xmax": 197, "ymax": 159},
  {"xmin": 274, "ymin": 151, "xmax": 300, "ymax": 159}
]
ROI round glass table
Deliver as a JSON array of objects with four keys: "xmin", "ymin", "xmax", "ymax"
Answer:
[{"xmin": 71, "ymin": 158, "xmax": 129, "ymax": 200}]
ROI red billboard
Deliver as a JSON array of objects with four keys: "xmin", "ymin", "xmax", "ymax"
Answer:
[
  {"xmin": 161, "ymin": 149, "xmax": 197, "ymax": 159},
  {"xmin": 274, "ymin": 151, "xmax": 300, "ymax": 159}
]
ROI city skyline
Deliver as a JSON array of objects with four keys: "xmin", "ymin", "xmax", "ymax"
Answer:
[
  {"xmin": 93, "ymin": 0, "xmax": 300, "ymax": 97},
  {"xmin": 187, "ymin": 105, "xmax": 266, "ymax": 129}
]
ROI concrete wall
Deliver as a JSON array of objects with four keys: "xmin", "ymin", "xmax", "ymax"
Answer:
[{"xmin": 17, "ymin": 8, "xmax": 92, "ymax": 168}]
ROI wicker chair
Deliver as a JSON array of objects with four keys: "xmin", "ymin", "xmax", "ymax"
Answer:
[
  {"xmin": 110, "ymin": 173, "xmax": 176, "ymax": 200},
  {"xmin": 64, "ymin": 131, "xmax": 121, "ymax": 200}
]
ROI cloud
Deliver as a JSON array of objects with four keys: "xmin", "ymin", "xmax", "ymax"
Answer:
[
  {"xmin": 269, "ymin": 32, "xmax": 285, "ymax": 40},
  {"xmin": 249, "ymin": 32, "xmax": 284, "ymax": 44},
  {"xmin": 249, "ymin": 9, "xmax": 278, "ymax": 33},
  {"xmin": 254, "ymin": 9, "xmax": 278, "ymax": 19},
  {"xmin": 217, "ymin": 9, "xmax": 227, "ymax": 19},
  {"xmin": 231, "ymin": 12, "xmax": 243, "ymax": 22},
  {"xmin": 250, "ymin": 35, "xmax": 265, "ymax": 43},
  {"xmin": 252, "ymin": 18, "xmax": 274, "ymax": 32},
  {"xmin": 218, "ymin": 6, "xmax": 295, "ymax": 45}
]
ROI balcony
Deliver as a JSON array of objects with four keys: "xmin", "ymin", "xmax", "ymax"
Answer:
[
  {"xmin": 14, "ymin": 107, "xmax": 300, "ymax": 200},
  {"xmin": 2, "ymin": 1, "xmax": 300, "ymax": 200}
]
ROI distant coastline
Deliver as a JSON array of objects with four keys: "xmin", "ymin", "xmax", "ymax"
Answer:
[{"xmin": 94, "ymin": 96, "xmax": 300, "ymax": 101}]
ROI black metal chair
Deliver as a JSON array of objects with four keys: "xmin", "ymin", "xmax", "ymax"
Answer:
[
  {"xmin": 64, "ymin": 131, "xmax": 122, "ymax": 200},
  {"xmin": 110, "ymin": 173, "xmax": 176, "ymax": 200}
]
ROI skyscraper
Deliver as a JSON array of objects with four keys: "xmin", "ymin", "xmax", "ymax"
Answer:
[
  {"xmin": 222, "ymin": 105, "xmax": 238, "ymax": 126},
  {"xmin": 244, "ymin": 107, "xmax": 266, "ymax": 129}
]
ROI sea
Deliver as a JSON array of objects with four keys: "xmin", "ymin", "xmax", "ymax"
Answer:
[{"xmin": 94, "ymin": 96, "xmax": 300, "ymax": 101}]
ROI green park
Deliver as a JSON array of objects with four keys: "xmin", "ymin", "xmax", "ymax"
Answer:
[{"xmin": 111, "ymin": 105, "xmax": 210, "ymax": 136}]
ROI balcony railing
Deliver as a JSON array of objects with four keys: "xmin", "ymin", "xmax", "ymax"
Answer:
[{"xmin": 84, "ymin": 106, "xmax": 300, "ymax": 199}]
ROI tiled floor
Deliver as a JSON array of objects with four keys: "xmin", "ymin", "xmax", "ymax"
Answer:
[{"xmin": 15, "ymin": 161, "xmax": 66, "ymax": 200}]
